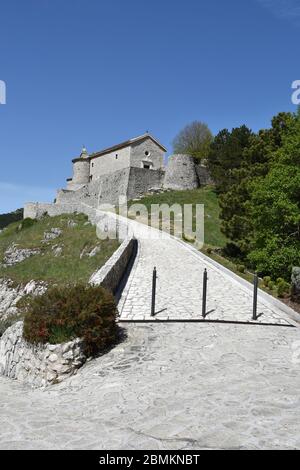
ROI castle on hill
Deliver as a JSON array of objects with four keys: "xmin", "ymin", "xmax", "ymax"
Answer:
[
  {"xmin": 57, "ymin": 133, "xmax": 212, "ymax": 206},
  {"xmin": 24, "ymin": 133, "xmax": 212, "ymax": 219}
]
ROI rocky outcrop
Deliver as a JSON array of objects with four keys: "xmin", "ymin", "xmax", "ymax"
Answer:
[
  {"xmin": 2, "ymin": 244, "xmax": 40, "ymax": 267},
  {"xmin": 43, "ymin": 227, "xmax": 62, "ymax": 241},
  {"xmin": 291, "ymin": 267, "xmax": 300, "ymax": 303},
  {"xmin": 0, "ymin": 322, "xmax": 87, "ymax": 387},
  {"xmin": 0, "ymin": 279, "xmax": 47, "ymax": 321}
]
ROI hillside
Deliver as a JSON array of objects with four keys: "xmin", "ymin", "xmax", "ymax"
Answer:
[
  {"xmin": 0, "ymin": 208, "xmax": 23, "ymax": 230},
  {"xmin": 0, "ymin": 213, "xmax": 120, "ymax": 286},
  {"xmin": 127, "ymin": 186, "xmax": 227, "ymax": 248}
]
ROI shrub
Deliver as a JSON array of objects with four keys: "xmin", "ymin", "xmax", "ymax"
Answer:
[
  {"xmin": 223, "ymin": 242, "xmax": 242, "ymax": 259},
  {"xmin": 277, "ymin": 280, "xmax": 290, "ymax": 298},
  {"xmin": 16, "ymin": 218, "xmax": 37, "ymax": 232},
  {"xmin": 268, "ymin": 280, "xmax": 275, "ymax": 290},
  {"xmin": 276, "ymin": 277, "xmax": 285, "ymax": 286},
  {"xmin": 263, "ymin": 276, "xmax": 271, "ymax": 287},
  {"xmin": 21, "ymin": 284, "xmax": 118, "ymax": 357},
  {"xmin": 236, "ymin": 264, "xmax": 245, "ymax": 273}
]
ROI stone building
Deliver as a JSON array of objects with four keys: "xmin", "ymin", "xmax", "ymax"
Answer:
[
  {"xmin": 25, "ymin": 133, "xmax": 212, "ymax": 218},
  {"xmin": 67, "ymin": 134, "xmax": 166, "ymax": 191}
]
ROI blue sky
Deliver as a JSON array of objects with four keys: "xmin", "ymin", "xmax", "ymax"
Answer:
[{"xmin": 0, "ymin": 0, "xmax": 299, "ymax": 213}]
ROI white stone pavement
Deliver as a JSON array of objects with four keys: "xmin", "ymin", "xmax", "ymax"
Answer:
[
  {"xmin": 1, "ymin": 210, "xmax": 300, "ymax": 449},
  {"xmin": 118, "ymin": 232, "xmax": 294, "ymax": 326},
  {"xmin": 1, "ymin": 322, "xmax": 300, "ymax": 450}
]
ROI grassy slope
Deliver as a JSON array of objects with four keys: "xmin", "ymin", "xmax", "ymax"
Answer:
[
  {"xmin": 127, "ymin": 186, "xmax": 227, "ymax": 248},
  {"xmin": 0, "ymin": 213, "xmax": 120, "ymax": 286},
  {"xmin": 127, "ymin": 187, "xmax": 296, "ymax": 305}
]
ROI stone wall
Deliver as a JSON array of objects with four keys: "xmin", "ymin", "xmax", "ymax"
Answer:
[
  {"xmin": 164, "ymin": 154, "xmax": 199, "ymax": 191},
  {"xmin": 90, "ymin": 237, "xmax": 137, "ymax": 294},
  {"xmin": 127, "ymin": 167, "xmax": 165, "ymax": 200},
  {"xmin": 50, "ymin": 167, "xmax": 166, "ymax": 210},
  {"xmin": 0, "ymin": 322, "xmax": 86, "ymax": 388},
  {"xmin": 24, "ymin": 202, "xmax": 85, "ymax": 219},
  {"xmin": 97, "ymin": 168, "xmax": 131, "ymax": 206}
]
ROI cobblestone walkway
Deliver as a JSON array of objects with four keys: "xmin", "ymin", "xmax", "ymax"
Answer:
[
  {"xmin": 118, "ymin": 235, "xmax": 294, "ymax": 326},
  {"xmin": 1, "ymin": 322, "xmax": 300, "ymax": 450}
]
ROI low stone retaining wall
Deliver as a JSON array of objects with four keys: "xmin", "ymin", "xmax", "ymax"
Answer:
[
  {"xmin": 89, "ymin": 237, "xmax": 137, "ymax": 294},
  {"xmin": 0, "ymin": 322, "xmax": 86, "ymax": 388}
]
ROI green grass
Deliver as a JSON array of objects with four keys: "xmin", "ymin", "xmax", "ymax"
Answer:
[
  {"xmin": 125, "ymin": 186, "xmax": 228, "ymax": 248},
  {"xmin": 0, "ymin": 213, "xmax": 120, "ymax": 286}
]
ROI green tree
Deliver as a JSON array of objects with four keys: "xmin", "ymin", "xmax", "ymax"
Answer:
[
  {"xmin": 219, "ymin": 113, "xmax": 294, "ymax": 252},
  {"xmin": 247, "ymin": 113, "xmax": 300, "ymax": 280},
  {"xmin": 172, "ymin": 121, "xmax": 213, "ymax": 161},
  {"xmin": 207, "ymin": 125, "xmax": 253, "ymax": 194}
]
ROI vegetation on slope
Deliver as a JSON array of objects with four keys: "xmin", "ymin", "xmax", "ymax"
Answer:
[
  {"xmin": 0, "ymin": 213, "xmax": 120, "ymax": 286},
  {"xmin": 126, "ymin": 186, "xmax": 227, "ymax": 248},
  {"xmin": 21, "ymin": 284, "xmax": 118, "ymax": 356}
]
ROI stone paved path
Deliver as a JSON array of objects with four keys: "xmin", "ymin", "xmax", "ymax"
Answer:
[
  {"xmin": 118, "ymin": 234, "xmax": 293, "ymax": 326},
  {"xmin": 1, "ymin": 322, "xmax": 300, "ymax": 450}
]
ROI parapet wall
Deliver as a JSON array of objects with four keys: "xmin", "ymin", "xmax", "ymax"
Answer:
[
  {"xmin": 54, "ymin": 167, "xmax": 165, "ymax": 209},
  {"xmin": 90, "ymin": 237, "xmax": 137, "ymax": 295},
  {"xmin": 127, "ymin": 167, "xmax": 164, "ymax": 200}
]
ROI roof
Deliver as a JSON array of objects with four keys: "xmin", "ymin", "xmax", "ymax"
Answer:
[{"xmin": 89, "ymin": 133, "xmax": 167, "ymax": 160}]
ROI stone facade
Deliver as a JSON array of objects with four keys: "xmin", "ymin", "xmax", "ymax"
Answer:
[
  {"xmin": 0, "ymin": 321, "xmax": 86, "ymax": 388},
  {"xmin": 90, "ymin": 146, "xmax": 131, "ymax": 180}
]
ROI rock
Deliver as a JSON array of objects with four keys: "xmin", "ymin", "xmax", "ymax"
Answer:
[
  {"xmin": 0, "ymin": 279, "xmax": 46, "ymax": 322},
  {"xmin": 3, "ymin": 244, "xmax": 40, "ymax": 267},
  {"xmin": 80, "ymin": 245, "xmax": 101, "ymax": 259},
  {"xmin": 52, "ymin": 245, "xmax": 63, "ymax": 257},
  {"xmin": 291, "ymin": 267, "xmax": 300, "ymax": 303},
  {"xmin": 48, "ymin": 353, "xmax": 58, "ymax": 363},
  {"xmin": 62, "ymin": 350, "xmax": 74, "ymax": 361},
  {"xmin": 43, "ymin": 228, "xmax": 62, "ymax": 241},
  {"xmin": 88, "ymin": 246, "xmax": 101, "ymax": 257},
  {"xmin": 67, "ymin": 220, "xmax": 78, "ymax": 228}
]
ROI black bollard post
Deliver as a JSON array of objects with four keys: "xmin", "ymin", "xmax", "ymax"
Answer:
[
  {"xmin": 253, "ymin": 273, "xmax": 258, "ymax": 321},
  {"xmin": 151, "ymin": 267, "xmax": 157, "ymax": 317},
  {"xmin": 202, "ymin": 268, "xmax": 208, "ymax": 319}
]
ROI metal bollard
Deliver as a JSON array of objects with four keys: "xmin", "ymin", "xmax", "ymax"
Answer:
[
  {"xmin": 151, "ymin": 267, "xmax": 157, "ymax": 317},
  {"xmin": 202, "ymin": 268, "xmax": 208, "ymax": 319},
  {"xmin": 252, "ymin": 273, "xmax": 258, "ymax": 321}
]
